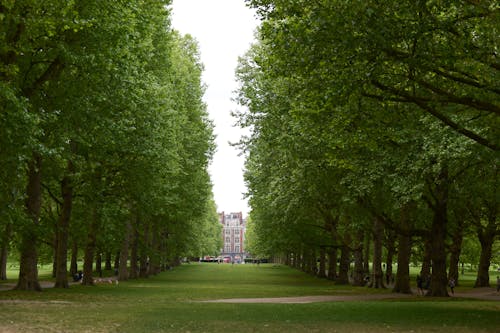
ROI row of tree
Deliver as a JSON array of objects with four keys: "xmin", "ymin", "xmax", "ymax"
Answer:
[
  {"xmin": 0, "ymin": 1, "xmax": 221, "ymax": 290},
  {"xmin": 237, "ymin": 0, "xmax": 499, "ymax": 296}
]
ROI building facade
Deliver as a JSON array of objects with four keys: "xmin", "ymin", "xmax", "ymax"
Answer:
[{"xmin": 219, "ymin": 212, "xmax": 246, "ymax": 260}]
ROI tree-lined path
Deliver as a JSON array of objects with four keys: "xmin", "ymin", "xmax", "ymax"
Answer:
[
  {"xmin": 1, "ymin": 263, "xmax": 499, "ymax": 332},
  {"xmin": 1, "ymin": 1, "xmax": 499, "ymax": 331}
]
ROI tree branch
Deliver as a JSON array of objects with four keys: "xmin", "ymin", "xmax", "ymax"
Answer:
[
  {"xmin": 414, "ymin": 77, "xmax": 500, "ymax": 116},
  {"xmin": 42, "ymin": 183, "xmax": 62, "ymax": 206},
  {"xmin": 371, "ymin": 79, "xmax": 500, "ymax": 151}
]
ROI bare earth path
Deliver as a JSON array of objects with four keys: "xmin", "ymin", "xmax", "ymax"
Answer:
[{"xmin": 202, "ymin": 288, "xmax": 500, "ymax": 303}]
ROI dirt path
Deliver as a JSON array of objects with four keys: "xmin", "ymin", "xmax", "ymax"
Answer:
[{"xmin": 202, "ymin": 288, "xmax": 500, "ymax": 304}]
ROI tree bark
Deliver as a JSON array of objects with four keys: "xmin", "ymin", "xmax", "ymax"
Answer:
[
  {"xmin": 363, "ymin": 233, "xmax": 370, "ymax": 276},
  {"xmin": 474, "ymin": 230, "xmax": 494, "ymax": 287},
  {"xmin": 105, "ymin": 252, "xmax": 112, "ymax": 271},
  {"xmin": 426, "ymin": 167, "xmax": 449, "ymax": 297},
  {"xmin": 448, "ymin": 222, "xmax": 463, "ymax": 286},
  {"xmin": 54, "ymin": 171, "xmax": 73, "ymax": 289},
  {"xmin": 385, "ymin": 230, "xmax": 396, "ymax": 286},
  {"xmin": 309, "ymin": 248, "xmax": 317, "ymax": 275},
  {"xmin": 52, "ymin": 234, "xmax": 57, "ymax": 278},
  {"xmin": 327, "ymin": 247, "xmax": 337, "ymax": 280},
  {"xmin": 336, "ymin": 235, "xmax": 351, "ymax": 285},
  {"xmin": 82, "ymin": 202, "xmax": 99, "ymax": 286},
  {"xmin": 352, "ymin": 230, "xmax": 365, "ymax": 286},
  {"xmin": 318, "ymin": 246, "xmax": 326, "ymax": 278},
  {"xmin": 420, "ymin": 237, "xmax": 432, "ymax": 278},
  {"xmin": 114, "ymin": 251, "xmax": 120, "ymax": 271},
  {"xmin": 129, "ymin": 215, "xmax": 139, "ymax": 279},
  {"xmin": 148, "ymin": 224, "xmax": 161, "ymax": 275},
  {"xmin": 15, "ymin": 154, "xmax": 42, "ymax": 291},
  {"xmin": 118, "ymin": 217, "xmax": 132, "ymax": 281},
  {"xmin": 95, "ymin": 252, "xmax": 102, "ymax": 277},
  {"xmin": 1, "ymin": 222, "xmax": 12, "ymax": 280},
  {"xmin": 139, "ymin": 220, "xmax": 150, "ymax": 278},
  {"xmin": 393, "ymin": 204, "xmax": 412, "ymax": 294},
  {"xmin": 300, "ymin": 248, "xmax": 306, "ymax": 272},
  {"xmin": 369, "ymin": 217, "xmax": 385, "ymax": 288},
  {"xmin": 70, "ymin": 240, "xmax": 78, "ymax": 277},
  {"xmin": 394, "ymin": 231, "xmax": 412, "ymax": 293}
]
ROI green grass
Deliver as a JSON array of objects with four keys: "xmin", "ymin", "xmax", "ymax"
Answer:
[{"xmin": 1, "ymin": 263, "xmax": 499, "ymax": 332}]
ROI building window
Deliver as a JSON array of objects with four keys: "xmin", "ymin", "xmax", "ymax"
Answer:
[
  {"xmin": 235, "ymin": 238, "xmax": 239, "ymax": 243},
  {"xmin": 235, "ymin": 246, "xmax": 240, "ymax": 252},
  {"xmin": 225, "ymin": 237, "xmax": 230, "ymax": 243}
]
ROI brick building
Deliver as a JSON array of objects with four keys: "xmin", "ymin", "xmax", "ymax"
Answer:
[{"xmin": 219, "ymin": 212, "xmax": 246, "ymax": 260}]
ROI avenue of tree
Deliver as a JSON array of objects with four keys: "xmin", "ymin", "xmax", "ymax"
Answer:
[
  {"xmin": 237, "ymin": 0, "xmax": 499, "ymax": 296},
  {"xmin": 0, "ymin": 1, "xmax": 222, "ymax": 290}
]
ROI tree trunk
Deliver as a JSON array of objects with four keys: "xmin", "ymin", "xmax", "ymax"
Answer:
[
  {"xmin": 369, "ymin": 217, "xmax": 385, "ymax": 288},
  {"xmin": 448, "ymin": 222, "xmax": 463, "ymax": 286},
  {"xmin": 426, "ymin": 167, "xmax": 449, "ymax": 297},
  {"xmin": 327, "ymin": 247, "xmax": 337, "ymax": 280},
  {"xmin": 304, "ymin": 247, "xmax": 314, "ymax": 275},
  {"xmin": 16, "ymin": 154, "xmax": 42, "ymax": 291},
  {"xmin": 363, "ymin": 233, "xmax": 370, "ymax": 275},
  {"xmin": 300, "ymin": 248, "xmax": 306, "ymax": 272},
  {"xmin": 310, "ymin": 248, "xmax": 317, "ymax": 275},
  {"xmin": 336, "ymin": 235, "xmax": 351, "ymax": 285},
  {"xmin": 139, "ymin": 220, "xmax": 150, "ymax": 278},
  {"xmin": 394, "ymin": 231, "xmax": 412, "ymax": 293},
  {"xmin": 54, "ymin": 171, "xmax": 73, "ymax": 289},
  {"xmin": 82, "ymin": 203, "xmax": 99, "ymax": 286},
  {"xmin": 393, "ymin": 204, "xmax": 412, "ymax": 294},
  {"xmin": 149, "ymin": 224, "xmax": 161, "ymax": 275},
  {"xmin": 385, "ymin": 231, "xmax": 396, "ymax": 286},
  {"xmin": 95, "ymin": 252, "xmax": 102, "ymax": 277},
  {"xmin": 474, "ymin": 230, "xmax": 494, "ymax": 287},
  {"xmin": 1, "ymin": 222, "xmax": 12, "ymax": 280},
  {"xmin": 114, "ymin": 251, "xmax": 120, "ymax": 271},
  {"xmin": 118, "ymin": 217, "xmax": 132, "ymax": 281},
  {"xmin": 105, "ymin": 252, "xmax": 112, "ymax": 271},
  {"xmin": 129, "ymin": 216, "xmax": 139, "ymax": 279},
  {"xmin": 352, "ymin": 230, "xmax": 365, "ymax": 286},
  {"xmin": 420, "ymin": 236, "xmax": 432, "ymax": 279},
  {"xmin": 70, "ymin": 240, "xmax": 78, "ymax": 277},
  {"xmin": 318, "ymin": 246, "xmax": 326, "ymax": 278},
  {"xmin": 52, "ymin": 234, "xmax": 57, "ymax": 278},
  {"xmin": 294, "ymin": 251, "xmax": 301, "ymax": 269}
]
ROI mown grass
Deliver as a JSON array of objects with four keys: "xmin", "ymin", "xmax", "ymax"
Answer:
[{"xmin": 1, "ymin": 263, "xmax": 499, "ymax": 332}]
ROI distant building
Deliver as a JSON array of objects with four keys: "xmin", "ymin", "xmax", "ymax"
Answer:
[{"xmin": 219, "ymin": 212, "xmax": 246, "ymax": 261}]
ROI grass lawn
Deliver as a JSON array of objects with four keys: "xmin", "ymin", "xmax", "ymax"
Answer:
[{"xmin": 0, "ymin": 263, "xmax": 499, "ymax": 332}]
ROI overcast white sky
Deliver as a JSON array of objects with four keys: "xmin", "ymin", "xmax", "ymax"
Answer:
[{"xmin": 170, "ymin": 0, "xmax": 259, "ymax": 217}]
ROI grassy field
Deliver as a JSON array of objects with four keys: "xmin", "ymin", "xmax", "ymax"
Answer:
[{"xmin": 1, "ymin": 263, "xmax": 499, "ymax": 332}]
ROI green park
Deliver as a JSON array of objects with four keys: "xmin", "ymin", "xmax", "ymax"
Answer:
[
  {"xmin": 1, "ymin": 263, "xmax": 500, "ymax": 332},
  {"xmin": 0, "ymin": 0, "xmax": 499, "ymax": 332}
]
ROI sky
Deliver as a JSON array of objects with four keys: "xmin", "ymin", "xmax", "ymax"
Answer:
[{"xmin": 170, "ymin": 0, "xmax": 259, "ymax": 217}]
